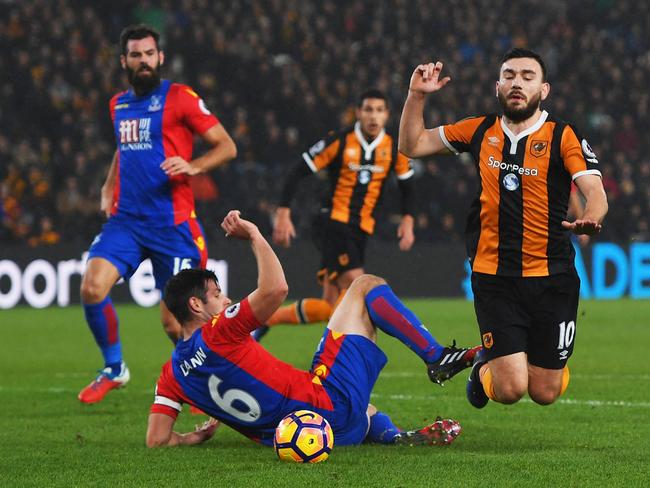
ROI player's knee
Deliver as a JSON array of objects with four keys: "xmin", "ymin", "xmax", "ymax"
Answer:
[
  {"xmin": 495, "ymin": 379, "xmax": 527, "ymax": 404},
  {"xmin": 498, "ymin": 389, "xmax": 526, "ymax": 404},
  {"xmin": 528, "ymin": 385, "xmax": 561, "ymax": 405},
  {"xmin": 80, "ymin": 276, "xmax": 108, "ymax": 304},
  {"xmin": 351, "ymin": 274, "xmax": 386, "ymax": 294}
]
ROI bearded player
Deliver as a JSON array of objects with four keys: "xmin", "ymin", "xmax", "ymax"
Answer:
[
  {"xmin": 78, "ymin": 24, "xmax": 237, "ymax": 404},
  {"xmin": 399, "ymin": 48, "xmax": 607, "ymax": 409}
]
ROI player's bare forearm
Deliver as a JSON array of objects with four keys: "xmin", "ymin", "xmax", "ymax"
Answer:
[
  {"xmin": 190, "ymin": 136, "xmax": 237, "ymax": 174},
  {"xmin": 249, "ymin": 230, "xmax": 289, "ymax": 320},
  {"xmin": 146, "ymin": 414, "xmax": 218, "ymax": 448},
  {"xmin": 562, "ymin": 175, "xmax": 608, "ymax": 235},
  {"xmin": 100, "ymin": 152, "xmax": 118, "ymax": 216},
  {"xmin": 161, "ymin": 125, "xmax": 237, "ymax": 176},
  {"xmin": 581, "ymin": 185, "xmax": 608, "ymax": 226},
  {"xmin": 221, "ymin": 210, "xmax": 288, "ymax": 320},
  {"xmin": 192, "ymin": 124, "xmax": 237, "ymax": 174},
  {"xmin": 151, "ymin": 431, "xmax": 206, "ymax": 447},
  {"xmin": 101, "ymin": 151, "xmax": 118, "ymax": 193},
  {"xmin": 399, "ymin": 91, "xmax": 428, "ymax": 157}
]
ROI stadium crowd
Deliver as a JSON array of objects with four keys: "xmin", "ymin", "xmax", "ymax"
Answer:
[{"xmin": 1, "ymin": 0, "xmax": 647, "ymax": 246}]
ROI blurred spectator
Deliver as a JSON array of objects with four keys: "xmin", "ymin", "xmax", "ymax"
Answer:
[
  {"xmin": 27, "ymin": 216, "xmax": 61, "ymax": 247},
  {"xmin": 1, "ymin": 0, "xmax": 648, "ymax": 246}
]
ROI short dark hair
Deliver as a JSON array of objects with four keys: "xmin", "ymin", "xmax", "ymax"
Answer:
[
  {"xmin": 163, "ymin": 268, "xmax": 218, "ymax": 325},
  {"xmin": 358, "ymin": 88, "xmax": 388, "ymax": 107},
  {"xmin": 500, "ymin": 48, "xmax": 547, "ymax": 81},
  {"xmin": 120, "ymin": 24, "xmax": 161, "ymax": 56}
]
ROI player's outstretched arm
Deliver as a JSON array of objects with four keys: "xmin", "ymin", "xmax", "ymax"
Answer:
[
  {"xmin": 146, "ymin": 413, "xmax": 219, "ymax": 448},
  {"xmin": 100, "ymin": 151, "xmax": 119, "ymax": 217},
  {"xmin": 398, "ymin": 62, "xmax": 451, "ymax": 158},
  {"xmin": 562, "ymin": 174, "xmax": 608, "ymax": 235},
  {"xmin": 161, "ymin": 124, "xmax": 237, "ymax": 176},
  {"xmin": 221, "ymin": 210, "xmax": 289, "ymax": 323}
]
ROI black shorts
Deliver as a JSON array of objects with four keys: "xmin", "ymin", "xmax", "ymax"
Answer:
[
  {"xmin": 312, "ymin": 216, "xmax": 367, "ymax": 284},
  {"xmin": 471, "ymin": 269, "xmax": 580, "ymax": 369}
]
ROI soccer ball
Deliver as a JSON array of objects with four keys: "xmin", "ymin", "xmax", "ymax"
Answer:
[{"xmin": 273, "ymin": 410, "xmax": 334, "ymax": 463}]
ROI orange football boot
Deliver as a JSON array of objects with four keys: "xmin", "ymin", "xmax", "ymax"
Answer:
[{"xmin": 78, "ymin": 362, "xmax": 130, "ymax": 404}]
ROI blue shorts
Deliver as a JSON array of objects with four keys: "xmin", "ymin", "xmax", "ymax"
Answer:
[
  {"xmin": 310, "ymin": 329, "xmax": 388, "ymax": 445},
  {"xmin": 87, "ymin": 215, "xmax": 208, "ymax": 291}
]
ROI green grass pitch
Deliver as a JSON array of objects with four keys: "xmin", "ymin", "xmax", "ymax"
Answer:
[{"xmin": 1, "ymin": 299, "xmax": 649, "ymax": 487}]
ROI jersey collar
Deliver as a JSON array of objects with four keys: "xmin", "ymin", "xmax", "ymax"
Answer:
[
  {"xmin": 500, "ymin": 110, "xmax": 548, "ymax": 155},
  {"xmin": 354, "ymin": 121, "xmax": 385, "ymax": 161}
]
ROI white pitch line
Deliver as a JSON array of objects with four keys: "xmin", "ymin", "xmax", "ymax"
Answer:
[
  {"xmin": 571, "ymin": 374, "xmax": 650, "ymax": 381},
  {"xmin": 379, "ymin": 372, "xmax": 650, "ymax": 380},
  {"xmin": 532, "ymin": 398, "xmax": 650, "ymax": 409},
  {"xmin": 369, "ymin": 393, "xmax": 650, "ymax": 409},
  {"xmin": 54, "ymin": 372, "xmax": 90, "ymax": 379},
  {"xmin": 1, "ymin": 387, "xmax": 649, "ymax": 409}
]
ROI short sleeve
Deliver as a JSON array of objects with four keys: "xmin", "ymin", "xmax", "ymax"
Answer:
[
  {"xmin": 150, "ymin": 361, "xmax": 183, "ymax": 419},
  {"xmin": 394, "ymin": 152, "xmax": 414, "ymax": 180},
  {"xmin": 439, "ymin": 116, "xmax": 487, "ymax": 155},
  {"xmin": 561, "ymin": 125, "xmax": 602, "ymax": 181},
  {"xmin": 202, "ymin": 297, "xmax": 262, "ymax": 344},
  {"xmin": 109, "ymin": 92, "xmax": 125, "ymax": 123},
  {"xmin": 301, "ymin": 130, "xmax": 341, "ymax": 172},
  {"xmin": 175, "ymin": 85, "xmax": 220, "ymax": 135}
]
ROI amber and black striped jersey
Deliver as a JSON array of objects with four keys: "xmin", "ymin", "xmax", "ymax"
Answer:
[
  {"xmin": 281, "ymin": 122, "xmax": 414, "ymax": 235},
  {"xmin": 439, "ymin": 110, "xmax": 601, "ymax": 277}
]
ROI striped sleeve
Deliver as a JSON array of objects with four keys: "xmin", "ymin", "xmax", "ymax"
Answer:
[
  {"xmin": 439, "ymin": 116, "xmax": 487, "ymax": 155},
  {"xmin": 109, "ymin": 92, "xmax": 124, "ymax": 123},
  {"xmin": 561, "ymin": 125, "xmax": 602, "ymax": 181},
  {"xmin": 302, "ymin": 130, "xmax": 341, "ymax": 172},
  {"xmin": 394, "ymin": 151, "xmax": 414, "ymax": 180}
]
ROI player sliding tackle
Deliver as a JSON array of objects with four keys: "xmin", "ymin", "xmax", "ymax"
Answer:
[{"xmin": 146, "ymin": 211, "xmax": 480, "ymax": 448}]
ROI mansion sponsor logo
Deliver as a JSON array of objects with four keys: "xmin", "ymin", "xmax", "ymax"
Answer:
[{"xmin": 119, "ymin": 117, "xmax": 153, "ymax": 151}]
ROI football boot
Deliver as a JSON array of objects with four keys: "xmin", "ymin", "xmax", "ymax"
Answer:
[
  {"xmin": 427, "ymin": 342, "xmax": 482, "ymax": 385},
  {"xmin": 78, "ymin": 362, "xmax": 130, "ymax": 404}
]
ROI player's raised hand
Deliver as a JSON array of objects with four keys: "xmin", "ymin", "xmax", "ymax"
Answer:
[
  {"xmin": 160, "ymin": 156, "xmax": 199, "ymax": 176},
  {"xmin": 561, "ymin": 218, "xmax": 602, "ymax": 236},
  {"xmin": 273, "ymin": 207, "xmax": 296, "ymax": 248},
  {"xmin": 397, "ymin": 215, "xmax": 415, "ymax": 251},
  {"xmin": 409, "ymin": 62, "xmax": 451, "ymax": 95},
  {"xmin": 221, "ymin": 210, "xmax": 260, "ymax": 240}
]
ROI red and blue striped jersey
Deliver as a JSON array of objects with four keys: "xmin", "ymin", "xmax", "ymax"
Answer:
[
  {"xmin": 109, "ymin": 80, "xmax": 219, "ymax": 226},
  {"xmin": 151, "ymin": 298, "xmax": 334, "ymax": 445}
]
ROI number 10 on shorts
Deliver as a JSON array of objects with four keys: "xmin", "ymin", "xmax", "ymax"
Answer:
[{"xmin": 557, "ymin": 321, "xmax": 575, "ymax": 349}]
